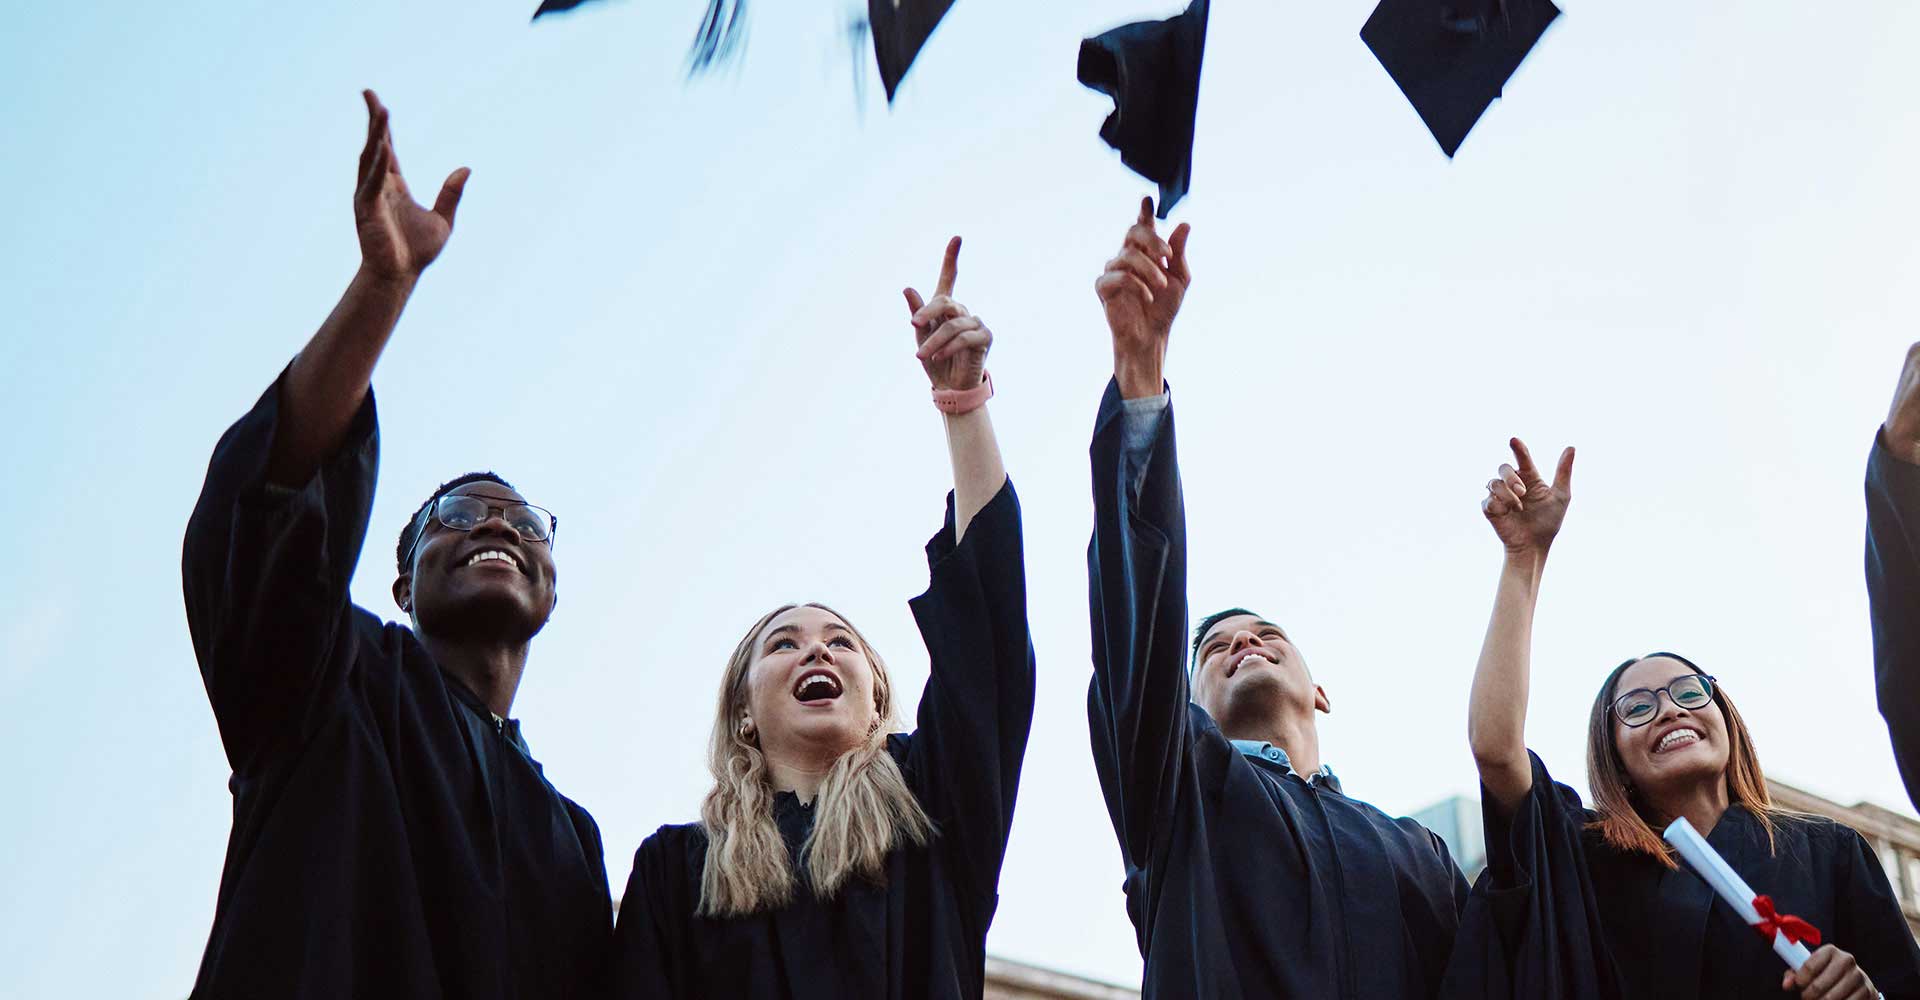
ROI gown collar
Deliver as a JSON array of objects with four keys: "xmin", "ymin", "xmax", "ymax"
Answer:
[{"xmin": 1231, "ymin": 739, "xmax": 1343, "ymax": 793}]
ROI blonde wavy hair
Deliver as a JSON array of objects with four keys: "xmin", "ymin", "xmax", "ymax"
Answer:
[{"xmin": 698, "ymin": 603, "xmax": 933, "ymax": 917}]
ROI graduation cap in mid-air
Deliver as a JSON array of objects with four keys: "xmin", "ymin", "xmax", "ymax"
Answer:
[
  {"xmin": 533, "ymin": 0, "xmax": 751, "ymax": 72},
  {"xmin": 533, "ymin": 0, "xmax": 957, "ymax": 100},
  {"xmin": 1361, "ymin": 0, "xmax": 1560, "ymax": 156},
  {"xmin": 870, "ymin": 0, "xmax": 958, "ymax": 102},
  {"xmin": 1077, "ymin": 0, "xmax": 1210, "ymax": 219}
]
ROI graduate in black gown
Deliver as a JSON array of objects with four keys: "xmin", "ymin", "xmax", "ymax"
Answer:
[
  {"xmin": 1868, "ymin": 343, "xmax": 1920, "ymax": 813},
  {"xmin": 606, "ymin": 237, "xmax": 1036, "ymax": 999},
  {"xmin": 1446, "ymin": 438, "xmax": 1920, "ymax": 1000},
  {"xmin": 1085, "ymin": 197, "xmax": 1469, "ymax": 1000},
  {"xmin": 181, "ymin": 91, "xmax": 610, "ymax": 999}
]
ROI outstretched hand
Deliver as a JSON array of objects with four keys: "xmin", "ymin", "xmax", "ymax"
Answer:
[
  {"xmin": 905, "ymin": 237, "xmax": 991, "ymax": 392},
  {"xmin": 1482, "ymin": 438, "xmax": 1575, "ymax": 558},
  {"xmin": 1096, "ymin": 196, "xmax": 1191, "ymax": 399},
  {"xmin": 355, "ymin": 90, "xmax": 469, "ymax": 283}
]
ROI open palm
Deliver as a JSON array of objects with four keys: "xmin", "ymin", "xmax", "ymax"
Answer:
[{"xmin": 355, "ymin": 90, "xmax": 468, "ymax": 282}]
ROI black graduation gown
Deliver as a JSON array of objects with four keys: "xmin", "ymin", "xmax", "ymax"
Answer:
[
  {"xmin": 1868, "ymin": 431, "xmax": 1920, "ymax": 812},
  {"xmin": 181, "ymin": 375, "xmax": 612, "ymax": 999},
  {"xmin": 606, "ymin": 480, "xmax": 1036, "ymax": 1000},
  {"xmin": 1084, "ymin": 379, "xmax": 1469, "ymax": 999},
  {"xmin": 1438, "ymin": 751, "xmax": 1920, "ymax": 1000}
]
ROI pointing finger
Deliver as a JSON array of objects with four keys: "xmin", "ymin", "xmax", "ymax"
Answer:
[
  {"xmin": 1510, "ymin": 438, "xmax": 1542, "ymax": 485},
  {"xmin": 933, "ymin": 236, "xmax": 961, "ymax": 298},
  {"xmin": 1137, "ymin": 196, "xmax": 1155, "ymax": 227}
]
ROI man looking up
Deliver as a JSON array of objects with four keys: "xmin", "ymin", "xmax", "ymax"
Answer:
[
  {"xmin": 181, "ymin": 91, "xmax": 609, "ymax": 999},
  {"xmin": 1084, "ymin": 197, "xmax": 1467, "ymax": 998}
]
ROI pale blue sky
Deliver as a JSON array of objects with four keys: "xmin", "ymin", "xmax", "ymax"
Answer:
[{"xmin": 4, "ymin": 1, "xmax": 1919, "ymax": 995}]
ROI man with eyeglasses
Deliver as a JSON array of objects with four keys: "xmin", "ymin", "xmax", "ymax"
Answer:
[
  {"xmin": 1084, "ymin": 199, "xmax": 1466, "ymax": 998},
  {"xmin": 180, "ymin": 92, "xmax": 609, "ymax": 999}
]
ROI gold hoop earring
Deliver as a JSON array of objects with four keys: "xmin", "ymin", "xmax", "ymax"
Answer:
[{"xmin": 738, "ymin": 717, "xmax": 755, "ymax": 740}]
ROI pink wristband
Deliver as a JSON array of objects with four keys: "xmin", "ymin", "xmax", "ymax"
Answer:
[{"xmin": 932, "ymin": 371, "xmax": 994, "ymax": 415}]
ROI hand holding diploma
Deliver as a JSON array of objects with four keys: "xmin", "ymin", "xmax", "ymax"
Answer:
[{"xmin": 1664, "ymin": 818, "xmax": 1880, "ymax": 999}]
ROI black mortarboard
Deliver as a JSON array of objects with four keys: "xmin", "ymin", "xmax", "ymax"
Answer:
[
  {"xmin": 869, "ymin": 0, "xmax": 957, "ymax": 103},
  {"xmin": 1077, "ymin": 0, "xmax": 1209, "ymax": 219},
  {"xmin": 532, "ymin": 1, "xmax": 751, "ymax": 74},
  {"xmin": 1360, "ymin": 0, "xmax": 1560, "ymax": 156}
]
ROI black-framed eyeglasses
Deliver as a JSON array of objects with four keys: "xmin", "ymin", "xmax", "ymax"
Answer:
[
  {"xmin": 1611, "ymin": 674, "xmax": 1717, "ymax": 728},
  {"xmin": 403, "ymin": 494, "xmax": 557, "ymax": 570}
]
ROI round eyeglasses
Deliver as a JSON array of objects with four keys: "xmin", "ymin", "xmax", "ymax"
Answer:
[
  {"xmin": 1611, "ymin": 673, "xmax": 1717, "ymax": 728},
  {"xmin": 403, "ymin": 493, "xmax": 557, "ymax": 569}
]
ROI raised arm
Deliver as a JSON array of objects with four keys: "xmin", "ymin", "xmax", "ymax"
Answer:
[
  {"xmin": 269, "ymin": 90, "xmax": 469, "ymax": 486},
  {"xmin": 182, "ymin": 91, "xmax": 467, "ymax": 769},
  {"xmin": 905, "ymin": 237, "xmax": 1005, "ymax": 534},
  {"xmin": 899, "ymin": 236, "xmax": 1036, "ymax": 921},
  {"xmin": 1467, "ymin": 438, "xmax": 1575, "ymax": 815},
  {"xmin": 1869, "ymin": 343, "xmax": 1920, "ymax": 810},
  {"xmin": 1085, "ymin": 198, "xmax": 1194, "ymax": 870}
]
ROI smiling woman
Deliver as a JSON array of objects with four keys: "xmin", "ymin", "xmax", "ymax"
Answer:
[
  {"xmin": 604, "ymin": 236, "xmax": 1037, "ymax": 1000},
  {"xmin": 1441, "ymin": 440, "xmax": 1920, "ymax": 1000}
]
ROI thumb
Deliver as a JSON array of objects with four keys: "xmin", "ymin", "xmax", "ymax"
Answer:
[
  {"xmin": 433, "ymin": 167, "xmax": 471, "ymax": 226},
  {"xmin": 1169, "ymin": 222, "xmax": 1192, "ymax": 283},
  {"xmin": 903, "ymin": 287, "xmax": 925, "ymax": 318},
  {"xmin": 1553, "ymin": 447, "xmax": 1576, "ymax": 494}
]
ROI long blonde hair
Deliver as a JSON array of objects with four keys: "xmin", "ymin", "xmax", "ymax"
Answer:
[{"xmin": 698, "ymin": 603, "xmax": 933, "ymax": 917}]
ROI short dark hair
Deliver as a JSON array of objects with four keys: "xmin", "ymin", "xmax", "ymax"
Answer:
[
  {"xmin": 1191, "ymin": 607, "xmax": 1262, "ymax": 670},
  {"xmin": 395, "ymin": 471, "xmax": 517, "ymax": 575}
]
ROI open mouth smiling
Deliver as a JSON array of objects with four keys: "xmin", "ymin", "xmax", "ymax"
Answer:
[
  {"xmin": 1227, "ymin": 651, "xmax": 1275, "ymax": 678},
  {"xmin": 793, "ymin": 670, "xmax": 844, "ymax": 705},
  {"xmin": 1653, "ymin": 726, "xmax": 1703, "ymax": 754},
  {"xmin": 462, "ymin": 548, "xmax": 522, "ymax": 573}
]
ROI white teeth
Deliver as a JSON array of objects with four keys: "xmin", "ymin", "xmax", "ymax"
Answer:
[
  {"xmin": 1232, "ymin": 651, "xmax": 1273, "ymax": 674},
  {"xmin": 1657, "ymin": 728, "xmax": 1702, "ymax": 752},
  {"xmin": 794, "ymin": 671, "xmax": 841, "ymax": 700},
  {"xmin": 466, "ymin": 550, "xmax": 518, "ymax": 569}
]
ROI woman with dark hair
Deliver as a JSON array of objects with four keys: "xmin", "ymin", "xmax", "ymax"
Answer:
[
  {"xmin": 604, "ymin": 237, "xmax": 1035, "ymax": 999},
  {"xmin": 1443, "ymin": 439, "xmax": 1920, "ymax": 1000}
]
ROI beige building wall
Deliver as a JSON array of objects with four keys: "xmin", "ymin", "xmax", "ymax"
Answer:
[{"xmin": 1770, "ymin": 778, "xmax": 1920, "ymax": 941}]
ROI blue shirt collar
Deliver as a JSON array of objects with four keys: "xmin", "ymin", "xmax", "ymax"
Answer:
[{"xmin": 1231, "ymin": 739, "xmax": 1342, "ymax": 793}]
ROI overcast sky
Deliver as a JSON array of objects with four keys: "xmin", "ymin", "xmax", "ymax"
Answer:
[{"xmin": 4, "ymin": 0, "xmax": 1920, "ymax": 995}]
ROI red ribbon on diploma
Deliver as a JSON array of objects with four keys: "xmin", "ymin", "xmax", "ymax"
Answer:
[{"xmin": 1751, "ymin": 895, "xmax": 1821, "ymax": 948}]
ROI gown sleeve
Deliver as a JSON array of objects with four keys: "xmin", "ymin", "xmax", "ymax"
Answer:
[
  {"xmin": 1829, "ymin": 823, "xmax": 1920, "ymax": 999},
  {"xmin": 1084, "ymin": 377, "xmax": 1192, "ymax": 888},
  {"xmin": 900, "ymin": 477, "xmax": 1038, "ymax": 928},
  {"xmin": 1439, "ymin": 751, "xmax": 1622, "ymax": 1000},
  {"xmin": 1866, "ymin": 431, "xmax": 1920, "ymax": 812},
  {"xmin": 180, "ymin": 370, "xmax": 379, "ymax": 773},
  {"xmin": 605, "ymin": 830, "xmax": 691, "ymax": 1000}
]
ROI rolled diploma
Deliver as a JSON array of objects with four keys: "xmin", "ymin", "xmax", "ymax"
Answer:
[{"xmin": 1663, "ymin": 816, "xmax": 1812, "ymax": 970}]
